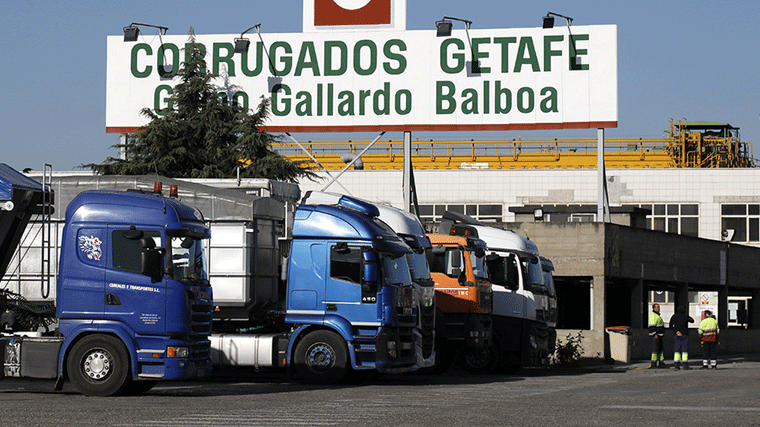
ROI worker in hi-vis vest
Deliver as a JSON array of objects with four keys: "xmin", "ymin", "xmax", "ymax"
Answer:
[
  {"xmin": 698, "ymin": 310, "xmax": 720, "ymax": 369},
  {"xmin": 648, "ymin": 303, "xmax": 665, "ymax": 368},
  {"xmin": 668, "ymin": 305, "xmax": 694, "ymax": 370}
]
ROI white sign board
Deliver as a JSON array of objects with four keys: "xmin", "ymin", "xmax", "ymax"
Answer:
[{"xmin": 106, "ymin": 25, "xmax": 617, "ymax": 133}]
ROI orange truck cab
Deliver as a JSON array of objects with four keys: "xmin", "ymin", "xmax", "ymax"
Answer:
[{"xmin": 426, "ymin": 234, "xmax": 493, "ymax": 372}]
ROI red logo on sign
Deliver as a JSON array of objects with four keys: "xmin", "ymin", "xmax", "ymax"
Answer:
[{"xmin": 314, "ymin": 0, "xmax": 392, "ymax": 26}]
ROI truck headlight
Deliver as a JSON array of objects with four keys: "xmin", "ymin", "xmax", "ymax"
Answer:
[
  {"xmin": 167, "ymin": 346, "xmax": 190, "ymax": 358},
  {"xmin": 421, "ymin": 288, "xmax": 435, "ymax": 307}
]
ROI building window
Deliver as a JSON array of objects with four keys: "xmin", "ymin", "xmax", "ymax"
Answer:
[
  {"xmin": 418, "ymin": 203, "xmax": 503, "ymax": 224},
  {"xmin": 720, "ymin": 204, "xmax": 760, "ymax": 242},
  {"xmin": 629, "ymin": 203, "xmax": 699, "ymax": 237},
  {"xmin": 650, "ymin": 290, "xmax": 671, "ymax": 303}
]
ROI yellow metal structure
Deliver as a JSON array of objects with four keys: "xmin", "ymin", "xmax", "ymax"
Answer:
[
  {"xmin": 665, "ymin": 120, "xmax": 754, "ymax": 168},
  {"xmin": 274, "ymin": 120, "xmax": 755, "ymax": 170}
]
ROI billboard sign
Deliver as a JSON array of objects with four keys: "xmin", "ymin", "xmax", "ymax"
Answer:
[{"xmin": 106, "ymin": 25, "xmax": 617, "ymax": 133}]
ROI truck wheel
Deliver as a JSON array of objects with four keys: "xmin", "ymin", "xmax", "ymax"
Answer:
[
  {"xmin": 294, "ymin": 330, "xmax": 348, "ymax": 383},
  {"xmin": 66, "ymin": 335, "xmax": 131, "ymax": 396},
  {"xmin": 463, "ymin": 345, "xmax": 499, "ymax": 373}
]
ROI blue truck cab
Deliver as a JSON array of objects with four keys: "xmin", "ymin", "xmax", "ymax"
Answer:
[
  {"xmin": 285, "ymin": 196, "xmax": 418, "ymax": 380},
  {"xmin": 299, "ymin": 190, "xmax": 436, "ymax": 370},
  {"xmin": 47, "ymin": 189, "xmax": 212, "ymax": 395}
]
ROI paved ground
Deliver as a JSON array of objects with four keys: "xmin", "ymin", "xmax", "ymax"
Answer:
[{"xmin": 2, "ymin": 357, "xmax": 759, "ymax": 426}]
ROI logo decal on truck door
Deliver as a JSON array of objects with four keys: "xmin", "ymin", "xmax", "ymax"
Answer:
[{"xmin": 79, "ymin": 235, "xmax": 102, "ymax": 260}]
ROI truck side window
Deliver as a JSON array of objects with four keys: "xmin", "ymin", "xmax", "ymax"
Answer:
[
  {"xmin": 330, "ymin": 245, "xmax": 362, "ymax": 284},
  {"xmin": 113, "ymin": 230, "xmax": 160, "ymax": 273},
  {"xmin": 426, "ymin": 247, "xmax": 463, "ymax": 277}
]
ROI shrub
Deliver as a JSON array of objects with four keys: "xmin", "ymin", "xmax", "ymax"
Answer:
[{"xmin": 550, "ymin": 331, "xmax": 584, "ymax": 367}]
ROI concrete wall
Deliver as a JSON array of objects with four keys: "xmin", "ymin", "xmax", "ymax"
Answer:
[
  {"xmin": 502, "ymin": 222, "xmax": 760, "ymax": 362},
  {"xmin": 629, "ymin": 328, "xmax": 760, "ymax": 362}
]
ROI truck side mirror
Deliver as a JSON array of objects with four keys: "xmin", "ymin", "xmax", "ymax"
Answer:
[
  {"xmin": 361, "ymin": 249, "xmax": 379, "ymax": 303},
  {"xmin": 141, "ymin": 249, "xmax": 163, "ymax": 281},
  {"xmin": 123, "ymin": 226, "xmax": 144, "ymax": 241},
  {"xmin": 180, "ymin": 237, "xmax": 194, "ymax": 249}
]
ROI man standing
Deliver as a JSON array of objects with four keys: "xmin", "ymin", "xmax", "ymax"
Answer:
[
  {"xmin": 669, "ymin": 306, "xmax": 694, "ymax": 370},
  {"xmin": 698, "ymin": 310, "xmax": 720, "ymax": 369},
  {"xmin": 648, "ymin": 303, "xmax": 665, "ymax": 368}
]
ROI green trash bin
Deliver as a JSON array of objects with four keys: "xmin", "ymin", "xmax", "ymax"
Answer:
[{"xmin": 605, "ymin": 326, "xmax": 631, "ymax": 364}]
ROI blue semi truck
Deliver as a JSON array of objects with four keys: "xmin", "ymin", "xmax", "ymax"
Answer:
[
  {"xmin": 210, "ymin": 194, "xmax": 424, "ymax": 382},
  {"xmin": 0, "ymin": 165, "xmax": 213, "ymax": 396}
]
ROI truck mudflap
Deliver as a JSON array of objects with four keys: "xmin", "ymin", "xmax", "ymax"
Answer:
[
  {"xmin": 527, "ymin": 320, "xmax": 550, "ymax": 365},
  {"xmin": 412, "ymin": 329, "xmax": 436, "ymax": 370}
]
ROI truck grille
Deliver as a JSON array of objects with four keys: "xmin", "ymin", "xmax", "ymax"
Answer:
[
  {"xmin": 191, "ymin": 340, "xmax": 210, "ymax": 361},
  {"xmin": 394, "ymin": 287, "xmax": 417, "ymax": 326},
  {"xmin": 419, "ymin": 302, "xmax": 435, "ymax": 359}
]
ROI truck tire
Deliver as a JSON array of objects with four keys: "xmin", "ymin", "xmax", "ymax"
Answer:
[
  {"xmin": 66, "ymin": 335, "xmax": 131, "ymax": 396},
  {"xmin": 463, "ymin": 344, "xmax": 499, "ymax": 374},
  {"xmin": 294, "ymin": 330, "xmax": 348, "ymax": 383}
]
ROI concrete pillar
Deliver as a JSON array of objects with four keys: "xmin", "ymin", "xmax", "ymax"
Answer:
[
  {"xmin": 718, "ymin": 286, "xmax": 728, "ymax": 330},
  {"xmin": 403, "ymin": 131, "xmax": 412, "ymax": 212},
  {"xmin": 750, "ymin": 289, "xmax": 760, "ymax": 329},
  {"xmin": 592, "ymin": 275, "xmax": 606, "ymax": 331},
  {"xmin": 674, "ymin": 282, "xmax": 689, "ymax": 313},
  {"xmin": 631, "ymin": 278, "xmax": 645, "ymax": 329}
]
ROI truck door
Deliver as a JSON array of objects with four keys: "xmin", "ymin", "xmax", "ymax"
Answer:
[
  {"xmin": 509, "ymin": 259, "xmax": 526, "ymax": 319},
  {"xmin": 104, "ymin": 227, "xmax": 166, "ymax": 335},
  {"xmin": 325, "ymin": 244, "xmax": 381, "ymax": 325},
  {"xmin": 58, "ymin": 228, "xmax": 106, "ymax": 319}
]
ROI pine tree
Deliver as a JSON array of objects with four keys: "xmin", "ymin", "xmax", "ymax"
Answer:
[{"xmin": 85, "ymin": 28, "xmax": 313, "ymax": 182}]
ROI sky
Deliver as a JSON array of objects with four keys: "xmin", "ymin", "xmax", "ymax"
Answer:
[{"xmin": 1, "ymin": 0, "xmax": 758, "ymax": 172}]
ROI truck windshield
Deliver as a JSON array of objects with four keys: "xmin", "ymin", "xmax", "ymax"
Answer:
[
  {"xmin": 406, "ymin": 252, "xmax": 433, "ymax": 284},
  {"xmin": 382, "ymin": 255, "xmax": 413, "ymax": 287},
  {"xmin": 470, "ymin": 252, "xmax": 489, "ymax": 280},
  {"xmin": 169, "ymin": 237, "xmax": 208, "ymax": 283},
  {"xmin": 521, "ymin": 257, "xmax": 544, "ymax": 293}
]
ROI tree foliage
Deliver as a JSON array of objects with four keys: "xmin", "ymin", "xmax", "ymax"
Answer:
[{"xmin": 85, "ymin": 29, "xmax": 313, "ymax": 182}]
